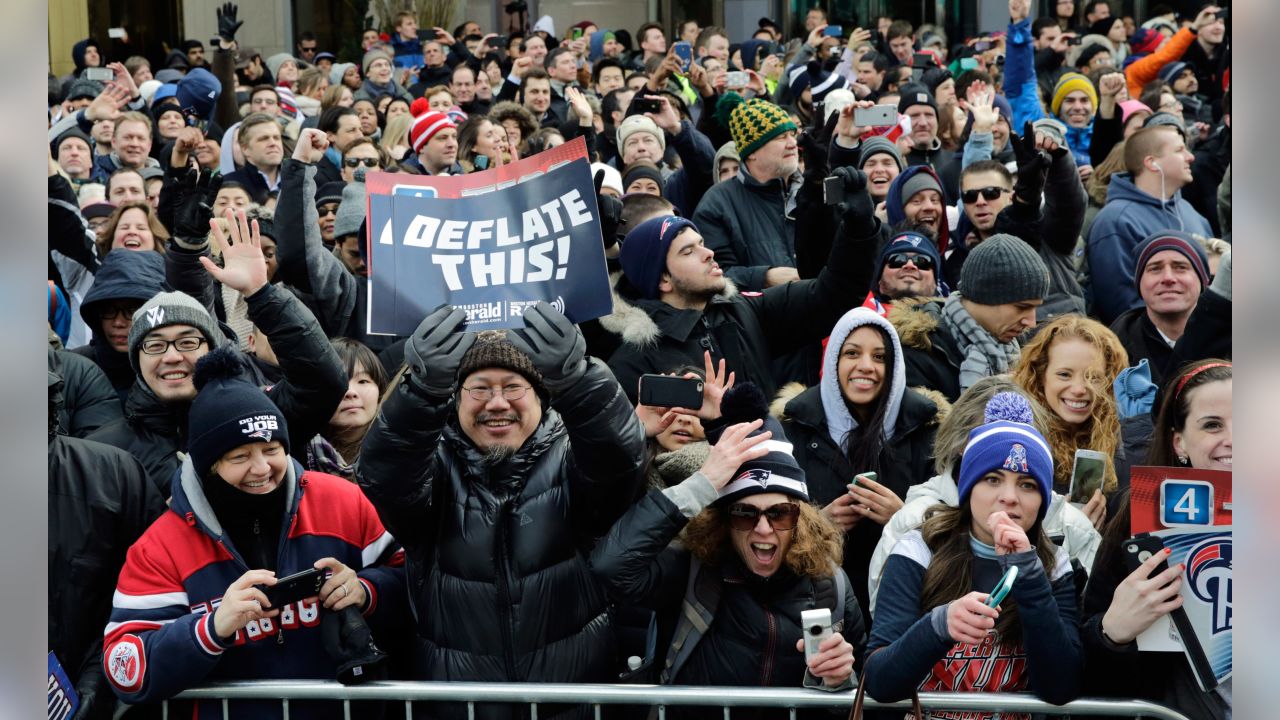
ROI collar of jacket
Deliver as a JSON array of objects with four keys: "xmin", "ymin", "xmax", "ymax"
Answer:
[
  {"xmin": 599, "ymin": 271, "xmax": 740, "ymax": 348},
  {"xmin": 906, "ymin": 138, "xmax": 943, "ymax": 158},
  {"xmin": 780, "ymin": 382, "xmax": 946, "ymax": 442},
  {"xmin": 886, "ymin": 296, "xmax": 965, "ymax": 365},
  {"xmin": 171, "ymin": 454, "xmax": 301, "ymax": 544},
  {"xmin": 440, "ymin": 408, "xmax": 566, "ymax": 491},
  {"xmin": 125, "ymin": 379, "xmax": 192, "ymax": 436}
]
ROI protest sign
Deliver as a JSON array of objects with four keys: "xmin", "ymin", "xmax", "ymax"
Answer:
[
  {"xmin": 48, "ymin": 652, "xmax": 78, "ymax": 720},
  {"xmin": 363, "ymin": 138, "xmax": 612, "ymax": 334},
  {"xmin": 1129, "ymin": 466, "xmax": 1232, "ymax": 534}
]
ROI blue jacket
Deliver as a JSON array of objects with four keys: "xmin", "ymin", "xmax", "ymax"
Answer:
[
  {"xmin": 388, "ymin": 33, "xmax": 423, "ymax": 68},
  {"xmin": 1086, "ymin": 173, "xmax": 1212, "ymax": 324},
  {"xmin": 1005, "ymin": 17, "xmax": 1094, "ymax": 167},
  {"xmin": 103, "ymin": 459, "xmax": 405, "ymax": 718}
]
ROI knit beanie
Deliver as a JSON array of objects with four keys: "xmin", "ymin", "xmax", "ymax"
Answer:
[
  {"xmin": 1143, "ymin": 111, "xmax": 1187, "ymax": 137},
  {"xmin": 708, "ymin": 384, "xmax": 809, "ymax": 506},
  {"xmin": 897, "ymin": 83, "xmax": 938, "ymax": 116},
  {"xmin": 1141, "ymin": 17, "xmax": 1178, "ymax": 35},
  {"xmin": 154, "ymin": 69, "xmax": 184, "ymax": 85},
  {"xmin": 788, "ymin": 60, "xmax": 847, "ymax": 103},
  {"xmin": 957, "ymin": 392, "xmax": 1054, "ymax": 520},
  {"xmin": 1089, "ymin": 17, "xmax": 1121, "ymax": 37},
  {"xmin": 878, "ymin": 231, "xmax": 942, "ymax": 278},
  {"xmin": 333, "ymin": 178, "xmax": 367, "ymax": 239},
  {"xmin": 590, "ymin": 162, "xmax": 623, "ymax": 195},
  {"xmin": 329, "ymin": 62, "xmax": 356, "ymax": 87},
  {"xmin": 409, "ymin": 110, "xmax": 456, "ymax": 153},
  {"xmin": 1157, "ymin": 61, "xmax": 1190, "ymax": 86},
  {"xmin": 1075, "ymin": 43, "xmax": 1112, "ymax": 71},
  {"xmin": 900, "ymin": 171, "xmax": 944, "ymax": 205},
  {"xmin": 128, "ymin": 291, "xmax": 224, "ymax": 375},
  {"xmin": 266, "ymin": 53, "xmax": 297, "ymax": 79},
  {"xmin": 1119, "ymin": 100, "xmax": 1152, "ymax": 125},
  {"xmin": 361, "ymin": 49, "xmax": 392, "ymax": 75},
  {"xmin": 1129, "ymin": 27, "xmax": 1162, "ymax": 55},
  {"xmin": 1051, "ymin": 73, "xmax": 1098, "ymax": 117},
  {"xmin": 456, "ymin": 330, "xmax": 546, "ymax": 399},
  {"xmin": 187, "ymin": 347, "xmax": 291, "ymax": 477},
  {"xmin": 175, "ymin": 68, "xmax": 221, "ymax": 122},
  {"xmin": 622, "ymin": 161, "xmax": 665, "ymax": 195},
  {"xmin": 616, "ymin": 114, "xmax": 666, "ymax": 155},
  {"xmin": 276, "ymin": 86, "xmax": 299, "ymax": 119},
  {"xmin": 316, "ymin": 181, "xmax": 347, "ymax": 208},
  {"xmin": 65, "ymin": 78, "xmax": 103, "ymax": 102},
  {"xmin": 716, "ymin": 92, "xmax": 797, "ymax": 161},
  {"xmin": 1134, "ymin": 230, "xmax": 1211, "ymax": 292},
  {"xmin": 138, "ymin": 79, "xmax": 163, "ymax": 104},
  {"xmin": 619, "ymin": 215, "xmax": 698, "ymax": 299},
  {"xmin": 857, "ymin": 136, "xmax": 905, "ymax": 171},
  {"xmin": 958, "ymin": 234, "xmax": 1049, "ymax": 306},
  {"xmin": 51, "ymin": 127, "xmax": 93, "ymax": 157}
]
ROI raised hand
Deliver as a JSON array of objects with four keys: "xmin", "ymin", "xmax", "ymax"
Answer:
[
  {"xmin": 292, "ymin": 127, "xmax": 330, "ymax": 163},
  {"xmin": 796, "ymin": 631, "xmax": 855, "ymax": 687},
  {"xmin": 1100, "ymin": 547, "xmax": 1184, "ymax": 644},
  {"xmin": 314, "ymin": 557, "xmax": 366, "ymax": 611},
  {"xmin": 506, "ymin": 301, "xmax": 588, "ymax": 393},
  {"xmin": 403, "ymin": 305, "xmax": 475, "ymax": 397},
  {"xmin": 108, "ymin": 61, "xmax": 139, "ymax": 99},
  {"xmin": 846, "ymin": 473, "xmax": 905, "ymax": 525},
  {"xmin": 698, "ymin": 419, "xmax": 770, "ymax": 489},
  {"xmin": 85, "ymin": 82, "xmax": 131, "ymax": 122},
  {"xmin": 987, "ymin": 510, "xmax": 1032, "ymax": 555},
  {"xmin": 202, "ymin": 208, "xmax": 269, "ymax": 296},
  {"xmin": 217, "ymin": 2, "xmax": 244, "ymax": 42},
  {"xmin": 692, "ymin": 350, "xmax": 734, "ymax": 420}
]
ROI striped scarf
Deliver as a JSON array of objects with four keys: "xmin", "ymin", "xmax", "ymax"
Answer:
[{"xmin": 939, "ymin": 292, "xmax": 1022, "ymax": 393}]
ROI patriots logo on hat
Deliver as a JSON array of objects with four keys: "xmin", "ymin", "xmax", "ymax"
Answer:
[
  {"xmin": 246, "ymin": 428, "xmax": 273, "ymax": 442},
  {"xmin": 737, "ymin": 468, "xmax": 773, "ymax": 487},
  {"xmin": 1003, "ymin": 443, "xmax": 1029, "ymax": 473},
  {"xmin": 894, "ymin": 234, "xmax": 923, "ymax": 248}
]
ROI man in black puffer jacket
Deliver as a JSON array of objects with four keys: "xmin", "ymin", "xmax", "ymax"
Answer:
[{"xmin": 357, "ymin": 303, "xmax": 646, "ymax": 718}]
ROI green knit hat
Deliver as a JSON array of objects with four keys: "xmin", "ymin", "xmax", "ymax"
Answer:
[{"xmin": 715, "ymin": 92, "xmax": 797, "ymax": 161}]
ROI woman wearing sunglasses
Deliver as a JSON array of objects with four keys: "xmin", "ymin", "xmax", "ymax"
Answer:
[
  {"xmin": 778, "ymin": 306, "xmax": 945, "ymax": 631},
  {"xmin": 862, "ymin": 392, "xmax": 1081, "ymax": 713},
  {"xmin": 593, "ymin": 384, "xmax": 865, "ymax": 701}
]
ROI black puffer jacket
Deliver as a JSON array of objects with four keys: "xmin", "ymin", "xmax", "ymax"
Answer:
[
  {"xmin": 357, "ymin": 359, "xmax": 646, "ymax": 716},
  {"xmin": 87, "ymin": 283, "xmax": 347, "ymax": 493},
  {"xmin": 887, "ymin": 297, "xmax": 965, "ymax": 402},
  {"xmin": 48, "ymin": 345, "xmax": 121, "ymax": 438},
  {"xmin": 48, "ymin": 374, "xmax": 165, "ymax": 720},
  {"xmin": 778, "ymin": 384, "xmax": 945, "ymax": 631}
]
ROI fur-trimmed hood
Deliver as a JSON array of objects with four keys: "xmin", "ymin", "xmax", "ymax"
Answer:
[
  {"xmin": 886, "ymin": 295, "xmax": 945, "ymax": 353},
  {"xmin": 772, "ymin": 381, "xmax": 950, "ymax": 429},
  {"xmin": 597, "ymin": 270, "xmax": 739, "ymax": 350}
]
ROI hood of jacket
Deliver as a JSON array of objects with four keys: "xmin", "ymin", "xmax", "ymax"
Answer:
[
  {"xmin": 170, "ymin": 453, "xmax": 301, "ymax": 544},
  {"xmin": 71, "ymin": 39, "xmax": 98, "ymax": 73},
  {"xmin": 816, "ymin": 308, "xmax": 908, "ymax": 449},
  {"xmin": 599, "ymin": 270, "xmax": 739, "ymax": 350},
  {"xmin": 886, "ymin": 296, "xmax": 947, "ymax": 353},
  {"xmin": 712, "ymin": 142, "xmax": 740, "ymax": 185},
  {"xmin": 1103, "ymin": 171, "xmax": 1200, "ymax": 234},
  {"xmin": 886, "ymin": 165, "xmax": 950, "ymax": 254},
  {"xmin": 79, "ymin": 250, "xmax": 166, "ymax": 327}
]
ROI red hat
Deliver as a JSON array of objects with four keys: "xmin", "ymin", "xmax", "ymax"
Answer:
[
  {"xmin": 409, "ymin": 110, "xmax": 456, "ymax": 153},
  {"xmin": 1129, "ymin": 27, "xmax": 1162, "ymax": 55}
]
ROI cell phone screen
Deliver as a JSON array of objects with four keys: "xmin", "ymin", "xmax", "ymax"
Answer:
[{"xmin": 1068, "ymin": 451, "xmax": 1107, "ymax": 504}]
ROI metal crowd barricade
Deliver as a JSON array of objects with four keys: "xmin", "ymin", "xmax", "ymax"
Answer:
[{"xmin": 171, "ymin": 680, "xmax": 1195, "ymax": 720}]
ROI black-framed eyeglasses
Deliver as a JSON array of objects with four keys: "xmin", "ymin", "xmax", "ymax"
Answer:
[
  {"xmin": 885, "ymin": 252, "xmax": 935, "ymax": 271},
  {"xmin": 727, "ymin": 502, "xmax": 801, "ymax": 532},
  {"xmin": 961, "ymin": 186, "xmax": 1011, "ymax": 204},
  {"xmin": 140, "ymin": 337, "xmax": 208, "ymax": 355},
  {"xmin": 462, "ymin": 385, "xmax": 532, "ymax": 402},
  {"xmin": 344, "ymin": 157, "xmax": 380, "ymax": 168},
  {"xmin": 99, "ymin": 304, "xmax": 138, "ymax": 321}
]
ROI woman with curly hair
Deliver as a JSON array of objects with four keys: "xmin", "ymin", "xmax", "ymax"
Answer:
[
  {"xmin": 592, "ymin": 384, "xmax": 865, "ymax": 701},
  {"xmin": 1013, "ymin": 314, "xmax": 1129, "ymax": 530}
]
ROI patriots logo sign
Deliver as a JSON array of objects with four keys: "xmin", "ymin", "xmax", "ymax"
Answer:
[
  {"xmin": 239, "ymin": 415, "xmax": 279, "ymax": 442},
  {"xmin": 893, "ymin": 234, "xmax": 923, "ymax": 248},
  {"xmin": 1003, "ymin": 443, "xmax": 1029, "ymax": 473},
  {"xmin": 1186, "ymin": 538, "xmax": 1232, "ymax": 634},
  {"xmin": 736, "ymin": 468, "xmax": 773, "ymax": 488}
]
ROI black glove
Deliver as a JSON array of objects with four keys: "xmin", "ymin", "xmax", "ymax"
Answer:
[
  {"xmin": 321, "ymin": 606, "xmax": 389, "ymax": 685},
  {"xmin": 507, "ymin": 301, "xmax": 587, "ymax": 394},
  {"xmin": 173, "ymin": 164, "xmax": 219, "ymax": 241},
  {"xmin": 1011, "ymin": 121, "xmax": 1052, "ymax": 206},
  {"xmin": 403, "ymin": 305, "xmax": 476, "ymax": 397},
  {"xmin": 830, "ymin": 166, "xmax": 875, "ymax": 237},
  {"xmin": 594, "ymin": 169, "xmax": 622, "ymax": 250},
  {"xmin": 216, "ymin": 2, "xmax": 243, "ymax": 43},
  {"xmin": 798, "ymin": 111, "xmax": 839, "ymax": 180}
]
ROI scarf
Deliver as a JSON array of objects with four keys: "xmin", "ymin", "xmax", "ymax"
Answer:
[
  {"xmin": 647, "ymin": 441, "xmax": 710, "ymax": 491},
  {"xmin": 306, "ymin": 433, "xmax": 356, "ymax": 481},
  {"xmin": 939, "ymin": 292, "xmax": 1022, "ymax": 393}
]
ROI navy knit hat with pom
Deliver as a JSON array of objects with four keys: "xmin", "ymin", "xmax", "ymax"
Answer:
[
  {"xmin": 187, "ymin": 346, "xmax": 290, "ymax": 477},
  {"xmin": 708, "ymin": 383, "xmax": 809, "ymax": 506},
  {"xmin": 957, "ymin": 392, "xmax": 1054, "ymax": 520}
]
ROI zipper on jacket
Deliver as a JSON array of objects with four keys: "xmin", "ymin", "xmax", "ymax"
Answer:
[
  {"xmin": 759, "ymin": 603, "xmax": 777, "ymax": 685},
  {"xmin": 493, "ymin": 497, "xmax": 519, "ymax": 681}
]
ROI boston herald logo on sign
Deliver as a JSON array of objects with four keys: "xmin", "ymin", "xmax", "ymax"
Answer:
[{"xmin": 365, "ymin": 138, "xmax": 612, "ymax": 335}]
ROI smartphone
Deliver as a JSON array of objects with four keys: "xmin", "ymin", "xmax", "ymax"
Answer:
[
  {"xmin": 823, "ymin": 176, "xmax": 844, "ymax": 206},
  {"xmin": 84, "ymin": 66, "xmax": 114, "ymax": 82},
  {"xmin": 984, "ymin": 565, "xmax": 1018, "ymax": 607},
  {"xmin": 847, "ymin": 471, "xmax": 877, "ymax": 491},
  {"xmin": 855, "ymin": 104, "xmax": 896, "ymax": 127},
  {"xmin": 1067, "ymin": 34, "xmax": 1083, "ymax": 45},
  {"xmin": 1068, "ymin": 449, "xmax": 1108, "ymax": 505},
  {"xmin": 959, "ymin": 57, "xmax": 978, "ymax": 71},
  {"xmin": 801, "ymin": 608, "xmax": 833, "ymax": 663},
  {"xmin": 912, "ymin": 52, "xmax": 933, "ymax": 68},
  {"xmin": 422, "ymin": 28, "xmax": 440, "ymax": 41},
  {"xmin": 823, "ymin": 25, "xmax": 843, "ymax": 38},
  {"xmin": 672, "ymin": 41, "xmax": 693, "ymax": 73},
  {"xmin": 724, "ymin": 70, "xmax": 749, "ymax": 88},
  {"xmin": 1215, "ymin": 8, "xmax": 1228, "ymax": 20},
  {"xmin": 494, "ymin": 35, "xmax": 510, "ymax": 47},
  {"xmin": 1123, "ymin": 534, "xmax": 1218, "ymax": 689},
  {"xmin": 630, "ymin": 96, "xmax": 664, "ymax": 116},
  {"xmin": 974, "ymin": 39, "xmax": 991, "ymax": 52},
  {"xmin": 108, "ymin": 27, "xmax": 126, "ymax": 39},
  {"xmin": 638, "ymin": 374, "xmax": 703, "ymax": 410},
  {"xmin": 260, "ymin": 567, "xmax": 326, "ymax": 607},
  {"xmin": 571, "ymin": 27, "xmax": 584, "ymax": 40}
]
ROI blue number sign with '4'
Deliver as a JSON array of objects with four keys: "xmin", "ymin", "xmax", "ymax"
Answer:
[{"xmin": 1160, "ymin": 479, "xmax": 1214, "ymax": 528}]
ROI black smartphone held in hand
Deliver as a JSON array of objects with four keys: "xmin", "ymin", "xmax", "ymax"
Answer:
[
  {"xmin": 260, "ymin": 568, "xmax": 326, "ymax": 607},
  {"xmin": 823, "ymin": 176, "xmax": 845, "ymax": 205},
  {"xmin": 631, "ymin": 96, "xmax": 664, "ymax": 116},
  {"xmin": 912, "ymin": 52, "xmax": 933, "ymax": 68},
  {"xmin": 638, "ymin": 374, "xmax": 703, "ymax": 410}
]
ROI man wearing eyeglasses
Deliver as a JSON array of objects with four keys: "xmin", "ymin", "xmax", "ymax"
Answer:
[
  {"xmin": 358, "ymin": 304, "xmax": 647, "ymax": 696},
  {"xmin": 88, "ymin": 212, "xmax": 347, "ymax": 494}
]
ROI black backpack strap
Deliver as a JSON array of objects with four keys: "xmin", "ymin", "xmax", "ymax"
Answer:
[
  {"xmin": 811, "ymin": 563, "xmax": 847, "ymax": 633},
  {"xmin": 659, "ymin": 556, "xmax": 721, "ymax": 685}
]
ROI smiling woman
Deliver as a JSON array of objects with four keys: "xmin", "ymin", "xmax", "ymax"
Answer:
[
  {"xmin": 95, "ymin": 201, "xmax": 169, "ymax": 259},
  {"xmin": 305, "ymin": 338, "xmax": 389, "ymax": 481}
]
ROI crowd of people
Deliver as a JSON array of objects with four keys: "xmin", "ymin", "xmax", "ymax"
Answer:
[{"xmin": 47, "ymin": 0, "xmax": 1231, "ymax": 718}]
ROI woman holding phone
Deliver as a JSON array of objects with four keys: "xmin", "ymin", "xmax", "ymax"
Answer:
[
  {"xmin": 1081, "ymin": 359, "xmax": 1231, "ymax": 720},
  {"xmin": 778, "ymin": 306, "xmax": 945, "ymax": 629},
  {"xmin": 862, "ymin": 392, "xmax": 1082, "ymax": 711},
  {"xmin": 1013, "ymin": 315, "xmax": 1130, "ymax": 529},
  {"xmin": 102, "ymin": 347, "xmax": 404, "ymax": 718}
]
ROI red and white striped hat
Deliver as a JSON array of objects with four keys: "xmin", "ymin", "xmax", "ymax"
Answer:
[{"xmin": 409, "ymin": 110, "xmax": 456, "ymax": 153}]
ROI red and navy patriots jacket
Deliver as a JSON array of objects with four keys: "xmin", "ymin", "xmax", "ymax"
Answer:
[{"xmin": 102, "ymin": 457, "xmax": 405, "ymax": 718}]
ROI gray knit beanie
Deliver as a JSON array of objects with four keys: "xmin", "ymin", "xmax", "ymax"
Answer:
[
  {"xmin": 128, "ymin": 291, "xmax": 224, "ymax": 375},
  {"xmin": 958, "ymin": 234, "xmax": 1050, "ymax": 305},
  {"xmin": 857, "ymin": 136, "xmax": 905, "ymax": 172},
  {"xmin": 900, "ymin": 172, "xmax": 943, "ymax": 204},
  {"xmin": 333, "ymin": 177, "xmax": 367, "ymax": 239}
]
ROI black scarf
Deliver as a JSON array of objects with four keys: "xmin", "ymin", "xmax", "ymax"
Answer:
[{"xmin": 203, "ymin": 473, "xmax": 288, "ymax": 572}]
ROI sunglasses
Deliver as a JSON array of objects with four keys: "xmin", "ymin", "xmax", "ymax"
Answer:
[
  {"xmin": 961, "ymin": 186, "xmax": 1011, "ymax": 204},
  {"xmin": 727, "ymin": 502, "xmax": 801, "ymax": 532},
  {"xmin": 884, "ymin": 252, "xmax": 935, "ymax": 271},
  {"xmin": 344, "ymin": 157, "xmax": 380, "ymax": 168}
]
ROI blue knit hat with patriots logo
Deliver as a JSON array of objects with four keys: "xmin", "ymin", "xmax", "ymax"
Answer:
[{"xmin": 957, "ymin": 392, "xmax": 1054, "ymax": 520}]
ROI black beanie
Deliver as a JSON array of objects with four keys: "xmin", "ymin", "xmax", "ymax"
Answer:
[{"xmin": 187, "ymin": 347, "xmax": 291, "ymax": 476}]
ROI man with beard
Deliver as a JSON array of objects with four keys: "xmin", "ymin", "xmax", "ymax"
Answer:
[
  {"xmin": 602, "ymin": 178, "xmax": 879, "ymax": 404},
  {"xmin": 873, "ymin": 230, "xmax": 943, "ymax": 307},
  {"xmin": 356, "ymin": 305, "xmax": 646, "ymax": 709}
]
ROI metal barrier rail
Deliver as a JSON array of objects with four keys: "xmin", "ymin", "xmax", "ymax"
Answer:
[{"xmin": 170, "ymin": 680, "xmax": 1195, "ymax": 720}]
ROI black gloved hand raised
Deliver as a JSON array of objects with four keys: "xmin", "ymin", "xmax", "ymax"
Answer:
[
  {"xmin": 174, "ymin": 163, "xmax": 220, "ymax": 241},
  {"xmin": 1011, "ymin": 121, "xmax": 1052, "ymax": 206},
  {"xmin": 507, "ymin": 301, "xmax": 587, "ymax": 394},
  {"xmin": 403, "ymin": 305, "xmax": 476, "ymax": 398},
  {"xmin": 594, "ymin": 169, "xmax": 622, "ymax": 250},
  {"xmin": 216, "ymin": 2, "xmax": 244, "ymax": 43},
  {"xmin": 830, "ymin": 166, "xmax": 875, "ymax": 237}
]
